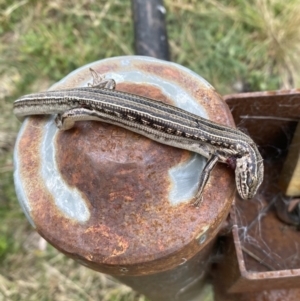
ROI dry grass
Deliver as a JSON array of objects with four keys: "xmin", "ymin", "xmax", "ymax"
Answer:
[
  {"xmin": 1, "ymin": 0, "xmax": 300, "ymax": 300},
  {"xmin": 1, "ymin": 230, "xmax": 146, "ymax": 301},
  {"xmin": 166, "ymin": 0, "xmax": 300, "ymax": 91},
  {"xmin": 210, "ymin": 0, "xmax": 300, "ymax": 88}
]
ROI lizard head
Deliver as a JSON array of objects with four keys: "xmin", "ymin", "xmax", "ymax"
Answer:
[{"xmin": 235, "ymin": 149, "xmax": 264, "ymax": 199}]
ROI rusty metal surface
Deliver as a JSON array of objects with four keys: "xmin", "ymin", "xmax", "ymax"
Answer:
[
  {"xmin": 214, "ymin": 282, "xmax": 300, "ymax": 301},
  {"xmin": 14, "ymin": 56, "xmax": 235, "ymax": 278},
  {"xmin": 212, "ymin": 90, "xmax": 300, "ymax": 299},
  {"xmin": 116, "ymin": 240, "xmax": 214, "ymax": 301},
  {"xmin": 224, "ymin": 90, "xmax": 300, "ymax": 156}
]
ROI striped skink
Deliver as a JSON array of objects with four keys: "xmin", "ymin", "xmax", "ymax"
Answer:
[{"xmin": 13, "ymin": 70, "xmax": 264, "ymax": 205}]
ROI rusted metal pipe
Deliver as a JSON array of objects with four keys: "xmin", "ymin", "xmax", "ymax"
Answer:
[{"xmin": 14, "ymin": 56, "xmax": 236, "ymax": 300}]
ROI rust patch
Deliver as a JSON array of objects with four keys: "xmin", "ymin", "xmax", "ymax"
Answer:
[
  {"xmin": 16, "ymin": 116, "xmax": 57, "ymax": 221},
  {"xmin": 48, "ymin": 118, "xmax": 234, "ymax": 272}
]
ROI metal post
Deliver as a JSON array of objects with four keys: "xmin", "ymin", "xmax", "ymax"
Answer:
[
  {"xmin": 131, "ymin": 0, "xmax": 170, "ymax": 60},
  {"xmin": 14, "ymin": 56, "xmax": 236, "ymax": 301}
]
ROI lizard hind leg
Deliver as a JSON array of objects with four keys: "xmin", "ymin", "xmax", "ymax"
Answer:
[
  {"xmin": 88, "ymin": 68, "xmax": 116, "ymax": 90},
  {"xmin": 192, "ymin": 154, "xmax": 219, "ymax": 207}
]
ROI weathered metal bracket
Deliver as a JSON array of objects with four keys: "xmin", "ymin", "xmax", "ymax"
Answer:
[{"xmin": 213, "ymin": 91, "xmax": 300, "ymax": 300}]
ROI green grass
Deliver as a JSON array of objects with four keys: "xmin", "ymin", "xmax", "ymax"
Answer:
[
  {"xmin": 168, "ymin": 0, "xmax": 300, "ymax": 92},
  {"xmin": 1, "ymin": 0, "xmax": 300, "ymax": 300}
]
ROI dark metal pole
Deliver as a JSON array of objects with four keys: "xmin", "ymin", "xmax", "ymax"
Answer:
[{"xmin": 131, "ymin": 0, "xmax": 170, "ymax": 60}]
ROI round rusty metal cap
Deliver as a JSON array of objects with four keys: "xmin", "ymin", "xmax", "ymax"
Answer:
[{"xmin": 14, "ymin": 56, "xmax": 236, "ymax": 276}]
